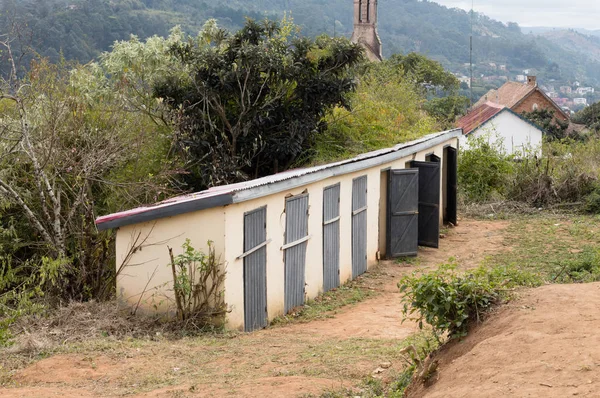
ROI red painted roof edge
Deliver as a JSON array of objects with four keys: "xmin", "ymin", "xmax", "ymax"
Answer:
[{"xmin": 456, "ymin": 102, "xmax": 505, "ymax": 135}]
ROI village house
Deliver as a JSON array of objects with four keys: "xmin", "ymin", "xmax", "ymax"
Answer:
[
  {"xmin": 576, "ymin": 87, "xmax": 595, "ymax": 95},
  {"xmin": 560, "ymin": 86, "xmax": 572, "ymax": 94},
  {"xmin": 474, "ymin": 76, "xmax": 570, "ymax": 123},
  {"xmin": 457, "ymin": 101, "xmax": 544, "ymax": 156},
  {"xmin": 458, "ymin": 76, "xmax": 471, "ymax": 87}
]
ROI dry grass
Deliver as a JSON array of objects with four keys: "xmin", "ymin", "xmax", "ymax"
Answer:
[
  {"xmin": 460, "ymin": 200, "xmax": 544, "ymax": 219},
  {"xmin": 7, "ymin": 301, "xmax": 225, "ymax": 354}
]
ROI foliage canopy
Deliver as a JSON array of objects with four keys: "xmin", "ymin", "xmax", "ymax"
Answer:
[{"xmin": 154, "ymin": 18, "xmax": 363, "ymax": 189}]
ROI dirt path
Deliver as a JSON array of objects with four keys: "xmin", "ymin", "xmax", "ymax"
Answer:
[
  {"xmin": 409, "ymin": 282, "xmax": 600, "ymax": 398},
  {"xmin": 1, "ymin": 219, "xmax": 510, "ymax": 398}
]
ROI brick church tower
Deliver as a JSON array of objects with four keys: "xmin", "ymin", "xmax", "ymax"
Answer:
[{"xmin": 351, "ymin": 0, "xmax": 383, "ymax": 62}]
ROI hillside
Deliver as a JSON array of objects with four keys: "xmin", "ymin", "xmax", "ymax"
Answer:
[
  {"xmin": 2, "ymin": 0, "xmax": 600, "ymax": 90},
  {"xmin": 524, "ymin": 26, "xmax": 600, "ymax": 38},
  {"xmin": 539, "ymin": 30, "xmax": 600, "ymax": 68}
]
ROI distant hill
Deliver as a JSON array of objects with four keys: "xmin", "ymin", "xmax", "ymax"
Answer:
[
  {"xmin": 540, "ymin": 30, "xmax": 600, "ymax": 64},
  {"xmin": 2, "ymin": 0, "xmax": 600, "ymax": 91},
  {"xmin": 523, "ymin": 26, "xmax": 600, "ymax": 38}
]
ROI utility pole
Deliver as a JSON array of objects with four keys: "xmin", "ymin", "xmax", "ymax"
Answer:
[{"xmin": 469, "ymin": 0, "xmax": 474, "ymax": 109}]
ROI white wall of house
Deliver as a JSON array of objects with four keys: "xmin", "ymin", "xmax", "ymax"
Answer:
[{"xmin": 459, "ymin": 110, "xmax": 543, "ymax": 156}]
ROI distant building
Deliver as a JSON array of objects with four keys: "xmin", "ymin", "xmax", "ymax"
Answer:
[
  {"xmin": 547, "ymin": 92, "xmax": 559, "ymax": 99},
  {"xmin": 523, "ymin": 69, "xmax": 531, "ymax": 75},
  {"xmin": 554, "ymin": 98, "xmax": 568, "ymax": 106},
  {"xmin": 351, "ymin": 0, "xmax": 382, "ymax": 62},
  {"xmin": 516, "ymin": 75, "xmax": 527, "ymax": 82},
  {"xmin": 576, "ymin": 87, "xmax": 595, "ymax": 95},
  {"xmin": 559, "ymin": 86, "xmax": 572, "ymax": 94},
  {"xmin": 458, "ymin": 76, "xmax": 471, "ymax": 87},
  {"xmin": 499, "ymin": 65, "xmax": 507, "ymax": 71},
  {"xmin": 574, "ymin": 98, "xmax": 588, "ymax": 106},
  {"xmin": 474, "ymin": 76, "xmax": 569, "ymax": 122},
  {"xmin": 457, "ymin": 101, "xmax": 544, "ymax": 156}
]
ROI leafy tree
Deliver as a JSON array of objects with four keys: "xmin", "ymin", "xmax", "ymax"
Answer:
[
  {"xmin": 387, "ymin": 52, "xmax": 459, "ymax": 92},
  {"xmin": 154, "ymin": 19, "xmax": 363, "ymax": 189},
  {"xmin": 0, "ymin": 53, "xmax": 177, "ymax": 306},
  {"xmin": 573, "ymin": 101, "xmax": 600, "ymax": 132},
  {"xmin": 521, "ymin": 108, "xmax": 569, "ymax": 141},
  {"xmin": 423, "ymin": 95, "xmax": 470, "ymax": 127},
  {"xmin": 313, "ymin": 60, "xmax": 437, "ymax": 163},
  {"xmin": 383, "ymin": 53, "xmax": 468, "ymax": 126}
]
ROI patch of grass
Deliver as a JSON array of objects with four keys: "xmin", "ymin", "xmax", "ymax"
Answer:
[
  {"xmin": 270, "ymin": 270, "xmax": 383, "ymax": 326},
  {"xmin": 487, "ymin": 214, "xmax": 600, "ymax": 284},
  {"xmin": 307, "ymin": 331, "xmax": 440, "ymax": 398},
  {"xmin": 395, "ymin": 256, "xmax": 420, "ymax": 266}
]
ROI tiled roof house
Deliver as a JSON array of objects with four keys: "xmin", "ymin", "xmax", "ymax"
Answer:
[{"xmin": 474, "ymin": 76, "xmax": 569, "ymax": 122}]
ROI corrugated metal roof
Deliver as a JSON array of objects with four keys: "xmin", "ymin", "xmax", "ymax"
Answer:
[
  {"xmin": 96, "ymin": 129, "xmax": 462, "ymax": 230},
  {"xmin": 456, "ymin": 102, "xmax": 505, "ymax": 135}
]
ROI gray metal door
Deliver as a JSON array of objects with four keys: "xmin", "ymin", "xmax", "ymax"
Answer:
[
  {"xmin": 243, "ymin": 207, "xmax": 268, "ymax": 332},
  {"xmin": 352, "ymin": 176, "xmax": 368, "ymax": 278},
  {"xmin": 445, "ymin": 147, "xmax": 458, "ymax": 226},
  {"xmin": 284, "ymin": 194, "xmax": 309, "ymax": 314},
  {"xmin": 411, "ymin": 161, "xmax": 441, "ymax": 248},
  {"xmin": 323, "ymin": 184, "xmax": 340, "ymax": 292},
  {"xmin": 387, "ymin": 169, "xmax": 419, "ymax": 258}
]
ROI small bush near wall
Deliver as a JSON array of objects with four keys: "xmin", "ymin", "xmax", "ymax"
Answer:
[{"xmin": 167, "ymin": 240, "xmax": 228, "ymax": 326}]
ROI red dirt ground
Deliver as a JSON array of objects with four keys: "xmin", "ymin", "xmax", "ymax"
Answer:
[
  {"xmin": 1, "ymin": 219, "xmax": 551, "ymax": 398},
  {"xmin": 409, "ymin": 282, "xmax": 600, "ymax": 398}
]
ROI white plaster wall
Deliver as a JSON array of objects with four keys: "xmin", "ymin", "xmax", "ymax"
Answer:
[
  {"xmin": 114, "ymin": 137, "xmax": 458, "ymax": 330},
  {"xmin": 459, "ymin": 111, "xmax": 543, "ymax": 156},
  {"xmin": 114, "ymin": 207, "xmax": 226, "ymax": 314}
]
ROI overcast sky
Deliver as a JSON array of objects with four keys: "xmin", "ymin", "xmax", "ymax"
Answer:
[{"xmin": 432, "ymin": 0, "xmax": 599, "ymax": 30}]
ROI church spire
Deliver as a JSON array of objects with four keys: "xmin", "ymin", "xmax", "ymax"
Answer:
[{"xmin": 351, "ymin": 0, "xmax": 382, "ymax": 62}]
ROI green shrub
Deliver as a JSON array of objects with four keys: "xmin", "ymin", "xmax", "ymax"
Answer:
[
  {"xmin": 167, "ymin": 240, "xmax": 228, "ymax": 324},
  {"xmin": 311, "ymin": 62, "xmax": 437, "ymax": 164},
  {"xmin": 584, "ymin": 186, "xmax": 600, "ymax": 214},
  {"xmin": 458, "ymin": 134, "xmax": 514, "ymax": 202},
  {"xmin": 399, "ymin": 263, "xmax": 500, "ymax": 338}
]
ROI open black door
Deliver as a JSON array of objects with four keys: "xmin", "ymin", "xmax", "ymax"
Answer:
[
  {"xmin": 386, "ymin": 169, "xmax": 419, "ymax": 258},
  {"xmin": 410, "ymin": 161, "xmax": 441, "ymax": 248},
  {"xmin": 445, "ymin": 147, "xmax": 458, "ymax": 226}
]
